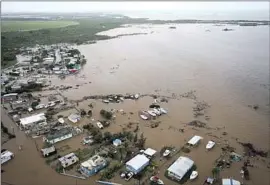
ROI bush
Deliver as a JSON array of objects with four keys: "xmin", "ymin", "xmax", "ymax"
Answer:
[
  {"xmin": 181, "ymin": 147, "xmax": 190, "ymax": 153},
  {"xmin": 83, "ymin": 124, "xmax": 90, "ymax": 130},
  {"xmin": 100, "ymin": 109, "xmax": 113, "ymax": 120}
]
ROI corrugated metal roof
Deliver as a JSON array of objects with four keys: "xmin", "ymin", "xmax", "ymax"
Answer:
[
  {"xmin": 126, "ymin": 154, "xmax": 149, "ymax": 171},
  {"xmin": 167, "ymin": 156, "xmax": 194, "ymax": 180}
]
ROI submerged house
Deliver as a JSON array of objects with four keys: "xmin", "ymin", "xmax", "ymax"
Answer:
[
  {"xmin": 59, "ymin": 153, "xmax": 79, "ymax": 168},
  {"xmin": 10, "ymin": 100, "xmax": 29, "ymax": 110},
  {"xmin": 1, "ymin": 93, "xmax": 18, "ymax": 103},
  {"xmin": 80, "ymin": 155, "xmax": 107, "ymax": 177},
  {"xmin": 41, "ymin": 146, "xmax": 57, "ymax": 157},
  {"xmin": 167, "ymin": 156, "xmax": 194, "ymax": 181},
  {"xmin": 126, "ymin": 154, "xmax": 150, "ymax": 175},
  {"xmin": 68, "ymin": 113, "xmax": 81, "ymax": 123},
  {"xmin": 187, "ymin": 135, "xmax": 203, "ymax": 146},
  {"xmin": 19, "ymin": 113, "xmax": 47, "ymax": 129},
  {"xmin": 44, "ymin": 127, "xmax": 73, "ymax": 144}
]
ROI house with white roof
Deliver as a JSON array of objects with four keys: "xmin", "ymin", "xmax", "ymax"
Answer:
[
  {"xmin": 167, "ymin": 156, "xmax": 194, "ymax": 181},
  {"xmin": 187, "ymin": 135, "xmax": 203, "ymax": 146},
  {"xmin": 222, "ymin": 178, "xmax": 241, "ymax": 185},
  {"xmin": 143, "ymin": 148, "xmax": 157, "ymax": 158},
  {"xmin": 126, "ymin": 154, "xmax": 150, "ymax": 174},
  {"xmin": 19, "ymin": 113, "xmax": 47, "ymax": 129},
  {"xmin": 58, "ymin": 153, "xmax": 79, "ymax": 168},
  {"xmin": 80, "ymin": 155, "xmax": 107, "ymax": 177}
]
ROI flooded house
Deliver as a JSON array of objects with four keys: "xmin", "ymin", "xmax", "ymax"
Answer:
[
  {"xmin": 187, "ymin": 135, "xmax": 203, "ymax": 146},
  {"xmin": 41, "ymin": 146, "xmax": 57, "ymax": 157},
  {"xmin": 19, "ymin": 113, "xmax": 47, "ymax": 130},
  {"xmin": 58, "ymin": 153, "xmax": 79, "ymax": 168},
  {"xmin": 166, "ymin": 156, "xmax": 194, "ymax": 181},
  {"xmin": 11, "ymin": 84, "xmax": 22, "ymax": 91},
  {"xmin": 126, "ymin": 154, "xmax": 150, "ymax": 175},
  {"xmin": 44, "ymin": 127, "xmax": 73, "ymax": 144},
  {"xmin": 79, "ymin": 155, "xmax": 107, "ymax": 177},
  {"xmin": 68, "ymin": 113, "xmax": 81, "ymax": 123},
  {"xmin": 10, "ymin": 100, "xmax": 29, "ymax": 110},
  {"xmin": 1, "ymin": 93, "xmax": 18, "ymax": 103},
  {"xmin": 143, "ymin": 148, "xmax": 157, "ymax": 158}
]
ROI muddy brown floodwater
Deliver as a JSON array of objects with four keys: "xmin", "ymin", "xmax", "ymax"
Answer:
[{"xmin": 2, "ymin": 24, "xmax": 269, "ymax": 185}]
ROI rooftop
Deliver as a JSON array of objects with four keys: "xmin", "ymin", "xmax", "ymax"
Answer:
[
  {"xmin": 167, "ymin": 156, "xmax": 194, "ymax": 180},
  {"xmin": 187, "ymin": 135, "xmax": 203, "ymax": 145},
  {"xmin": 20, "ymin": 113, "xmax": 46, "ymax": 126},
  {"xmin": 126, "ymin": 154, "xmax": 149, "ymax": 171},
  {"xmin": 46, "ymin": 127, "xmax": 72, "ymax": 141},
  {"xmin": 59, "ymin": 153, "xmax": 78, "ymax": 164},
  {"xmin": 143, "ymin": 148, "xmax": 157, "ymax": 157},
  {"xmin": 81, "ymin": 155, "xmax": 106, "ymax": 170}
]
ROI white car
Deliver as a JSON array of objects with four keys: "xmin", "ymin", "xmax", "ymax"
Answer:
[
  {"xmin": 47, "ymin": 102, "xmax": 56, "ymax": 107},
  {"xmin": 96, "ymin": 122, "xmax": 104, "ymax": 129},
  {"xmin": 35, "ymin": 104, "xmax": 45, "ymax": 110},
  {"xmin": 125, "ymin": 172, "xmax": 134, "ymax": 181},
  {"xmin": 1, "ymin": 150, "xmax": 14, "ymax": 164}
]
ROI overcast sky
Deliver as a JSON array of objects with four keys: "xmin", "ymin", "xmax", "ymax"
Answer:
[{"xmin": 2, "ymin": 2, "xmax": 269, "ymax": 13}]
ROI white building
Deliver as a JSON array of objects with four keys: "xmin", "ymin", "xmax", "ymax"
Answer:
[
  {"xmin": 222, "ymin": 179, "xmax": 241, "ymax": 185},
  {"xmin": 44, "ymin": 127, "xmax": 73, "ymax": 144},
  {"xmin": 41, "ymin": 146, "xmax": 56, "ymax": 157},
  {"xmin": 80, "ymin": 155, "xmax": 107, "ymax": 177},
  {"xmin": 126, "ymin": 154, "xmax": 150, "ymax": 174},
  {"xmin": 20, "ymin": 113, "xmax": 47, "ymax": 129},
  {"xmin": 143, "ymin": 148, "xmax": 157, "ymax": 158},
  {"xmin": 187, "ymin": 135, "xmax": 203, "ymax": 146},
  {"xmin": 167, "ymin": 156, "xmax": 194, "ymax": 181},
  {"xmin": 58, "ymin": 153, "xmax": 79, "ymax": 168},
  {"xmin": 68, "ymin": 113, "xmax": 81, "ymax": 123}
]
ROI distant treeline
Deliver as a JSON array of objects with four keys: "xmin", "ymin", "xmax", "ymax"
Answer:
[{"xmin": 1, "ymin": 14, "xmax": 269, "ymax": 67}]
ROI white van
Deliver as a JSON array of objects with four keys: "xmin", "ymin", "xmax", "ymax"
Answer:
[{"xmin": 96, "ymin": 122, "xmax": 104, "ymax": 129}]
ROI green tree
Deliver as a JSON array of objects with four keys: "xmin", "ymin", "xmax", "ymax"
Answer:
[
  {"xmin": 134, "ymin": 133, "xmax": 138, "ymax": 143},
  {"xmin": 103, "ymin": 132, "xmax": 112, "ymax": 141}
]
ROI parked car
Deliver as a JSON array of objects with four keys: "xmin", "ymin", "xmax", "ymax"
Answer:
[
  {"xmin": 96, "ymin": 122, "xmax": 104, "ymax": 129},
  {"xmin": 82, "ymin": 136, "xmax": 94, "ymax": 145}
]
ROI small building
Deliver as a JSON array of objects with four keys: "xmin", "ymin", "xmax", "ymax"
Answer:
[
  {"xmin": 1, "ymin": 93, "xmax": 18, "ymax": 103},
  {"xmin": 10, "ymin": 100, "xmax": 29, "ymax": 110},
  {"xmin": 126, "ymin": 154, "xmax": 150, "ymax": 175},
  {"xmin": 58, "ymin": 153, "xmax": 79, "ymax": 168},
  {"xmin": 143, "ymin": 148, "xmax": 157, "ymax": 158},
  {"xmin": 113, "ymin": 139, "xmax": 122, "ymax": 147},
  {"xmin": 187, "ymin": 135, "xmax": 203, "ymax": 146},
  {"xmin": 80, "ymin": 155, "xmax": 107, "ymax": 177},
  {"xmin": 41, "ymin": 146, "xmax": 57, "ymax": 157},
  {"xmin": 167, "ymin": 156, "xmax": 194, "ymax": 181},
  {"xmin": 19, "ymin": 113, "xmax": 47, "ymax": 129},
  {"xmin": 44, "ymin": 127, "xmax": 73, "ymax": 144},
  {"xmin": 11, "ymin": 85, "xmax": 22, "ymax": 91},
  {"xmin": 68, "ymin": 113, "xmax": 81, "ymax": 123},
  {"xmin": 222, "ymin": 178, "xmax": 241, "ymax": 185}
]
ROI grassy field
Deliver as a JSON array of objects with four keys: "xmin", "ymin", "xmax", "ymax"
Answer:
[{"xmin": 2, "ymin": 20, "xmax": 79, "ymax": 32}]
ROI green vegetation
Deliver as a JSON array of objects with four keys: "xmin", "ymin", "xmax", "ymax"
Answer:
[
  {"xmin": 100, "ymin": 161, "xmax": 122, "ymax": 180},
  {"xmin": 2, "ymin": 20, "xmax": 79, "ymax": 32},
  {"xmin": 100, "ymin": 109, "xmax": 113, "ymax": 120}
]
